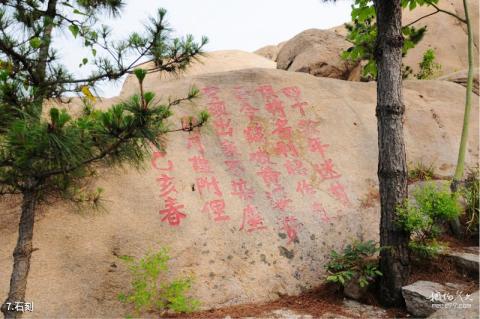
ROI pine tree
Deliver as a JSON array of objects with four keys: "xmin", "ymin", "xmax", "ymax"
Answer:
[
  {"xmin": 329, "ymin": 0, "xmax": 410, "ymax": 305},
  {"xmin": 0, "ymin": 1, "xmax": 207, "ymax": 318}
]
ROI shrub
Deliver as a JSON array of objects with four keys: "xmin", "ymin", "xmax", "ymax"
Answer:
[
  {"xmin": 462, "ymin": 168, "xmax": 479, "ymax": 235},
  {"xmin": 408, "ymin": 161, "xmax": 435, "ymax": 182},
  {"xmin": 325, "ymin": 240, "xmax": 382, "ymax": 288},
  {"xmin": 416, "ymin": 49, "xmax": 442, "ymax": 80},
  {"xmin": 397, "ymin": 183, "xmax": 461, "ymax": 257},
  {"xmin": 118, "ymin": 248, "xmax": 200, "ymax": 316}
]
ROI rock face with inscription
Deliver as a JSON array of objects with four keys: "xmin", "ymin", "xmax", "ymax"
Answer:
[{"xmin": 0, "ymin": 63, "xmax": 478, "ymax": 317}]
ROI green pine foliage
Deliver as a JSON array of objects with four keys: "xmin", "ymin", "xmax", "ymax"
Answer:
[
  {"xmin": 416, "ymin": 49, "xmax": 442, "ymax": 79},
  {"xmin": 118, "ymin": 249, "xmax": 200, "ymax": 316},
  {"xmin": 0, "ymin": 0, "xmax": 208, "ymax": 203},
  {"xmin": 341, "ymin": 0, "xmax": 427, "ymax": 80},
  {"xmin": 396, "ymin": 183, "xmax": 461, "ymax": 257},
  {"xmin": 325, "ymin": 240, "xmax": 382, "ymax": 288},
  {"xmin": 0, "ymin": 2, "xmax": 208, "ymax": 316}
]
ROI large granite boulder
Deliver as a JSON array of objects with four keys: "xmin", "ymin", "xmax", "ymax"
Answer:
[
  {"xmin": 439, "ymin": 69, "xmax": 479, "ymax": 95},
  {"xmin": 276, "ymin": 29, "xmax": 359, "ymax": 80},
  {"xmin": 254, "ymin": 42, "xmax": 285, "ymax": 62},
  {"xmin": 0, "ymin": 64, "xmax": 478, "ymax": 317}
]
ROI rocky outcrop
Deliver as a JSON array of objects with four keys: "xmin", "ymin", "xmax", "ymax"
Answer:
[
  {"xmin": 443, "ymin": 251, "xmax": 479, "ymax": 277},
  {"xmin": 276, "ymin": 29, "xmax": 359, "ymax": 80},
  {"xmin": 439, "ymin": 69, "xmax": 479, "ymax": 95},
  {"xmin": 254, "ymin": 42, "xmax": 285, "ymax": 62},
  {"xmin": 0, "ymin": 64, "xmax": 478, "ymax": 317}
]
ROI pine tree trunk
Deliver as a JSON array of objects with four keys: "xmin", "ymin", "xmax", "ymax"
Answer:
[
  {"xmin": 374, "ymin": 0, "xmax": 411, "ymax": 306},
  {"xmin": 1, "ymin": 186, "xmax": 38, "ymax": 319}
]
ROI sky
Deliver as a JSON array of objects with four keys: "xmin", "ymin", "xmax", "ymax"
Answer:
[{"xmin": 55, "ymin": 0, "xmax": 353, "ymax": 97}]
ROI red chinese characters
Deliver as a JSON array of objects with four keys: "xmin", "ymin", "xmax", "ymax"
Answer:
[
  {"xmin": 151, "ymin": 151, "xmax": 173, "ymax": 171},
  {"xmin": 159, "ymin": 197, "xmax": 187, "ymax": 226},
  {"xmin": 257, "ymin": 166, "xmax": 281, "ymax": 187},
  {"xmin": 152, "ymin": 154, "xmax": 187, "ymax": 227},
  {"xmin": 188, "ymin": 155, "xmax": 213, "ymax": 174},
  {"xmin": 284, "ymin": 159, "xmax": 307, "ymax": 176},
  {"xmin": 312, "ymin": 202, "xmax": 334, "ymax": 223},
  {"xmin": 220, "ymin": 140, "xmax": 240, "ymax": 158},
  {"xmin": 296, "ymin": 180, "xmax": 316, "ymax": 196},
  {"xmin": 234, "ymin": 86, "xmax": 259, "ymax": 120},
  {"xmin": 156, "ymin": 174, "xmax": 178, "ymax": 198},
  {"xmin": 213, "ymin": 118, "xmax": 233, "ymax": 137},
  {"xmin": 308, "ymin": 138, "xmax": 329, "ymax": 158},
  {"xmin": 328, "ymin": 182, "xmax": 351, "ymax": 207},
  {"xmin": 257, "ymin": 85, "xmax": 286, "ymax": 119},
  {"xmin": 275, "ymin": 141, "xmax": 299, "ymax": 158},
  {"xmin": 249, "ymin": 148, "xmax": 274, "ymax": 166},
  {"xmin": 244, "ymin": 122, "xmax": 265, "ymax": 144},
  {"xmin": 202, "ymin": 199, "xmax": 230, "ymax": 222},
  {"xmin": 280, "ymin": 216, "xmax": 302, "ymax": 244},
  {"xmin": 266, "ymin": 186, "xmax": 292, "ymax": 212},
  {"xmin": 231, "ymin": 179, "xmax": 255, "ymax": 201},
  {"xmin": 281, "ymin": 86, "xmax": 308, "ymax": 116},
  {"xmin": 197, "ymin": 176, "xmax": 223, "ymax": 197},
  {"xmin": 187, "ymin": 131, "xmax": 205, "ymax": 155},
  {"xmin": 314, "ymin": 159, "xmax": 341, "ymax": 181},
  {"xmin": 240, "ymin": 204, "xmax": 267, "ymax": 232},
  {"xmin": 271, "ymin": 119, "xmax": 293, "ymax": 140},
  {"xmin": 297, "ymin": 119, "xmax": 320, "ymax": 138}
]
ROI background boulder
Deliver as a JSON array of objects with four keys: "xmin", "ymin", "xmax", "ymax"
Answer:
[
  {"xmin": 439, "ymin": 68, "xmax": 479, "ymax": 95},
  {"xmin": 254, "ymin": 42, "xmax": 285, "ymax": 62},
  {"xmin": 276, "ymin": 29, "xmax": 359, "ymax": 80}
]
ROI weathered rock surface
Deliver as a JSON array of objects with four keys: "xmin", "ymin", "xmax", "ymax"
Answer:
[
  {"xmin": 254, "ymin": 42, "xmax": 285, "ymax": 62},
  {"xmin": 397, "ymin": 0, "xmax": 479, "ymax": 76},
  {"xmin": 402, "ymin": 281, "xmax": 448, "ymax": 317},
  {"xmin": 0, "ymin": 65, "xmax": 478, "ymax": 317},
  {"xmin": 324, "ymin": 0, "xmax": 479, "ymax": 78},
  {"xmin": 120, "ymin": 50, "xmax": 276, "ymax": 96},
  {"xmin": 276, "ymin": 29, "xmax": 358, "ymax": 80},
  {"xmin": 439, "ymin": 69, "xmax": 479, "ymax": 95},
  {"xmin": 443, "ymin": 251, "xmax": 479, "ymax": 277}
]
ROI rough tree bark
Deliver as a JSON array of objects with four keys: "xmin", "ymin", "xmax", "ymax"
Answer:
[
  {"xmin": 374, "ymin": 0, "xmax": 411, "ymax": 306},
  {"xmin": 1, "ymin": 183, "xmax": 38, "ymax": 319}
]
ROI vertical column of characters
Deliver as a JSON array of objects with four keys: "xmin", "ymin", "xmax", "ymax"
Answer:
[
  {"xmin": 225, "ymin": 86, "xmax": 267, "ymax": 233},
  {"xmin": 255, "ymin": 85, "xmax": 302, "ymax": 244},
  {"xmin": 298, "ymin": 115, "xmax": 351, "ymax": 222},
  {"xmin": 194, "ymin": 86, "xmax": 230, "ymax": 223},
  {"xmin": 151, "ymin": 151, "xmax": 187, "ymax": 226}
]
